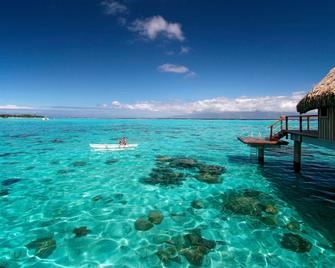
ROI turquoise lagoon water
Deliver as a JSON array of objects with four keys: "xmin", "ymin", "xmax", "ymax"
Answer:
[{"xmin": 1, "ymin": 119, "xmax": 335, "ymax": 267}]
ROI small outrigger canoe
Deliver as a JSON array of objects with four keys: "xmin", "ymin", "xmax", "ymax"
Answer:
[{"xmin": 89, "ymin": 144, "xmax": 138, "ymax": 150}]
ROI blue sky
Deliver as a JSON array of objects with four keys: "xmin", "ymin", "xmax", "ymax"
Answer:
[{"xmin": 1, "ymin": 0, "xmax": 335, "ymax": 117}]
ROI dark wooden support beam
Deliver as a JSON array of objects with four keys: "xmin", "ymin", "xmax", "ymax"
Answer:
[
  {"xmin": 258, "ymin": 146, "xmax": 265, "ymax": 164},
  {"xmin": 307, "ymin": 117, "xmax": 310, "ymax": 131},
  {"xmin": 294, "ymin": 140, "xmax": 302, "ymax": 172}
]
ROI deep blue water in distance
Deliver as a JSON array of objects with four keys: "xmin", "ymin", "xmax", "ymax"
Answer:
[{"xmin": 1, "ymin": 119, "xmax": 335, "ymax": 267}]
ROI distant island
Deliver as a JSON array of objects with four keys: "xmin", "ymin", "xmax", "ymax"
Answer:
[{"xmin": 0, "ymin": 114, "xmax": 46, "ymax": 119}]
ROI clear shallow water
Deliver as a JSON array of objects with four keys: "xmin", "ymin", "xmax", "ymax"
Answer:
[{"xmin": 0, "ymin": 119, "xmax": 335, "ymax": 267}]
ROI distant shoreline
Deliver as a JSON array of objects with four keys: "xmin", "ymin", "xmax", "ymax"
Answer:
[
  {"xmin": 0, "ymin": 114, "xmax": 46, "ymax": 119},
  {"xmin": 9, "ymin": 117, "xmax": 279, "ymax": 120},
  {"xmin": 0, "ymin": 114, "xmax": 292, "ymax": 120}
]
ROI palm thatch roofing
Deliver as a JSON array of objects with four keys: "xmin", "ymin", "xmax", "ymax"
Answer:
[{"xmin": 297, "ymin": 67, "xmax": 335, "ymax": 113}]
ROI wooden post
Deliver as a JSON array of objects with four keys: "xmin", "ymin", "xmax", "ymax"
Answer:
[
  {"xmin": 285, "ymin": 116, "xmax": 289, "ymax": 138},
  {"xmin": 299, "ymin": 116, "xmax": 303, "ymax": 132},
  {"xmin": 269, "ymin": 126, "xmax": 273, "ymax": 140},
  {"xmin": 318, "ymin": 113, "xmax": 320, "ymax": 137},
  {"xmin": 307, "ymin": 116, "xmax": 310, "ymax": 131},
  {"xmin": 293, "ymin": 140, "xmax": 302, "ymax": 172},
  {"xmin": 258, "ymin": 146, "xmax": 264, "ymax": 164}
]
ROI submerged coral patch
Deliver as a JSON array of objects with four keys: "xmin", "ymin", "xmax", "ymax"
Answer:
[
  {"xmin": 0, "ymin": 189, "xmax": 10, "ymax": 196},
  {"xmin": 73, "ymin": 226, "xmax": 91, "ymax": 238},
  {"xmin": 286, "ymin": 220, "xmax": 301, "ymax": 231},
  {"xmin": 26, "ymin": 237, "xmax": 56, "ymax": 258},
  {"xmin": 156, "ymin": 156, "xmax": 172, "ymax": 162},
  {"xmin": 157, "ymin": 246, "xmax": 181, "ymax": 265},
  {"xmin": 191, "ymin": 200, "xmax": 206, "ymax": 209},
  {"xmin": 135, "ymin": 210, "xmax": 164, "ymax": 232},
  {"xmin": 1, "ymin": 178, "xmax": 20, "ymax": 186},
  {"xmin": 142, "ymin": 167, "xmax": 186, "ymax": 186},
  {"xmin": 180, "ymin": 248, "xmax": 204, "ymax": 266},
  {"xmin": 198, "ymin": 164, "xmax": 225, "ymax": 175},
  {"xmin": 72, "ymin": 161, "xmax": 87, "ymax": 167},
  {"xmin": 143, "ymin": 156, "xmax": 226, "ymax": 186},
  {"xmin": 157, "ymin": 229, "xmax": 216, "ymax": 266},
  {"xmin": 148, "ymin": 210, "xmax": 164, "ymax": 224},
  {"xmin": 57, "ymin": 169, "xmax": 67, "ymax": 175},
  {"xmin": 224, "ymin": 194, "xmax": 264, "ymax": 216},
  {"xmin": 260, "ymin": 215, "xmax": 277, "ymax": 226},
  {"xmin": 51, "ymin": 139, "xmax": 64, "ymax": 143},
  {"xmin": 222, "ymin": 189, "xmax": 277, "ymax": 217},
  {"xmin": 134, "ymin": 218, "xmax": 154, "ymax": 231},
  {"xmin": 197, "ymin": 172, "xmax": 222, "ymax": 184},
  {"xmin": 196, "ymin": 164, "xmax": 225, "ymax": 184},
  {"xmin": 280, "ymin": 233, "xmax": 312, "ymax": 253},
  {"xmin": 105, "ymin": 159, "xmax": 119, "ymax": 165},
  {"xmin": 25, "ymin": 166, "xmax": 35, "ymax": 170},
  {"xmin": 92, "ymin": 195, "xmax": 103, "ymax": 202},
  {"xmin": 168, "ymin": 157, "xmax": 199, "ymax": 169},
  {"xmin": 264, "ymin": 204, "xmax": 278, "ymax": 215}
]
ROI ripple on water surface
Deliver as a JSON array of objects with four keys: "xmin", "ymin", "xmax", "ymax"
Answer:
[{"xmin": 0, "ymin": 119, "xmax": 335, "ymax": 267}]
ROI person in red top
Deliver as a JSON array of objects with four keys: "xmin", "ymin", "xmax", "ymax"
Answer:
[{"xmin": 123, "ymin": 137, "xmax": 127, "ymax": 146}]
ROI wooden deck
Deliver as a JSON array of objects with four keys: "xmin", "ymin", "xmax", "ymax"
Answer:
[
  {"xmin": 286, "ymin": 130, "xmax": 318, "ymax": 138},
  {"xmin": 237, "ymin": 114, "xmax": 320, "ymax": 171},
  {"xmin": 237, "ymin": 136, "xmax": 287, "ymax": 147}
]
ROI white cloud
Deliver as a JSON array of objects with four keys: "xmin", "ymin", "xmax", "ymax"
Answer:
[
  {"xmin": 180, "ymin": 46, "xmax": 190, "ymax": 54},
  {"xmin": 130, "ymin": 16, "xmax": 184, "ymax": 41},
  {"xmin": 110, "ymin": 100, "xmax": 158, "ymax": 111},
  {"xmin": 101, "ymin": 0, "xmax": 127, "ymax": 15},
  {"xmin": 111, "ymin": 101, "xmax": 122, "ymax": 107},
  {"xmin": 185, "ymin": 71, "xmax": 197, "ymax": 78},
  {"xmin": 0, "ymin": 104, "xmax": 33, "ymax": 110},
  {"xmin": 158, "ymin": 63, "xmax": 196, "ymax": 77},
  {"xmin": 108, "ymin": 92, "xmax": 305, "ymax": 115},
  {"xmin": 158, "ymin": 63, "xmax": 189, "ymax": 74}
]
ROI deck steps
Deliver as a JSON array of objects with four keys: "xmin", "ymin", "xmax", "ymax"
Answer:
[{"xmin": 271, "ymin": 130, "xmax": 287, "ymax": 141}]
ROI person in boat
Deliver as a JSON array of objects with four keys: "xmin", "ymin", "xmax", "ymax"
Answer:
[
  {"xmin": 118, "ymin": 138, "xmax": 122, "ymax": 146},
  {"xmin": 123, "ymin": 137, "xmax": 127, "ymax": 146}
]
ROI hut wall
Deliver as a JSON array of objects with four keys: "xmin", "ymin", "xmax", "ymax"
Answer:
[{"xmin": 319, "ymin": 107, "xmax": 335, "ymax": 140}]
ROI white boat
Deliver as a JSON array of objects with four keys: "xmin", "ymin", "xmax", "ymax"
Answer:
[{"xmin": 89, "ymin": 144, "xmax": 138, "ymax": 150}]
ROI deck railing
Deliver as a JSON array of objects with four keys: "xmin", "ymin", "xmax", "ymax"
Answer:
[{"xmin": 269, "ymin": 115, "xmax": 318, "ymax": 140}]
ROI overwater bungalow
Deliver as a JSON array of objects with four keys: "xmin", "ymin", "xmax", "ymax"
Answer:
[{"xmin": 239, "ymin": 67, "xmax": 335, "ymax": 171}]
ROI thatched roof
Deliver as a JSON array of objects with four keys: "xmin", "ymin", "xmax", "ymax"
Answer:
[{"xmin": 297, "ymin": 67, "xmax": 335, "ymax": 113}]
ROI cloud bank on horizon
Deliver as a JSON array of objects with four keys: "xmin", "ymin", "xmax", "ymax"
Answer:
[
  {"xmin": 0, "ymin": 105, "xmax": 33, "ymax": 110},
  {"xmin": 0, "ymin": 92, "xmax": 305, "ymax": 117},
  {"xmin": 108, "ymin": 92, "xmax": 304, "ymax": 114}
]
